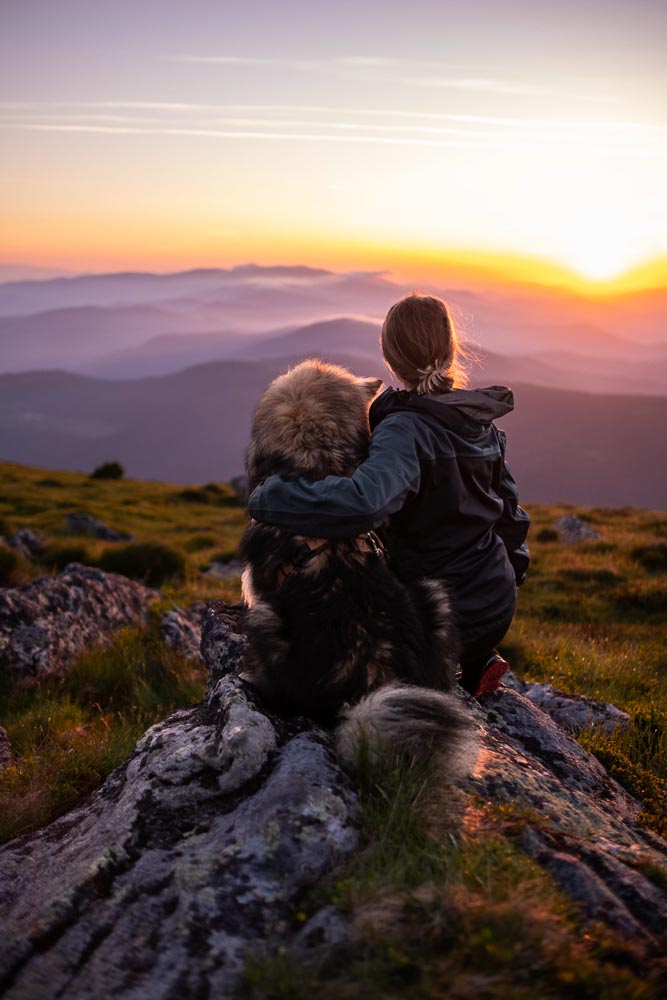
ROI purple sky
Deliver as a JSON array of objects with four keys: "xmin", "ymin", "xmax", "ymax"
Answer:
[{"xmin": 2, "ymin": 0, "xmax": 666, "ymax": 282}]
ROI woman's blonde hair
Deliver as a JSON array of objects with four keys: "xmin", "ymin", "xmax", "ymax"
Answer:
[{"xmin": 380, "ymin": 292, "xmax": 469, "ymax": 393}]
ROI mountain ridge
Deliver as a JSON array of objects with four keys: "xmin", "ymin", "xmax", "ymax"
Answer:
[{"xmin": 1, "ymin": 360, "xmax": 665, "ymax": 507}]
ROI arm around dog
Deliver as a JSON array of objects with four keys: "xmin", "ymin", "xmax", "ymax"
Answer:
[{"xmin": 247, "ymin": 414, "xmax": 421, "ymax": 538}]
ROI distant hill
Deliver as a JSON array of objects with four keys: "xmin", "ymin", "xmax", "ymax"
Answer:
[
  {"xmin": 1, "ymin": 263, "xmax": 665, "ymax": 505},
  {"xmin": 66, "ymin": 315, "xmax": 667, "ymax": 395},
  {"xmin": 2, "ymin": 264, "xmax": 666, "ymax": 394},
  {"xmin": 0, "ymin": 361, "xmax": 665, "ymax": 508},
  {"xmin": 0, "ymin": 305, "xmax": 187, "ymax": 372},
  {"xmin": 2, "ymin": 265, "xmax": 665, "ymax": 388},
  {"xmin": 0, "ymin": 265, "xmax": 334, "ymax": 315}
]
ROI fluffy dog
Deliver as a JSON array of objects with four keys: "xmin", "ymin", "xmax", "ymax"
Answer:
[{"xmin": 239, "ymin": 359, "xmax": 475, "ymax": 769}]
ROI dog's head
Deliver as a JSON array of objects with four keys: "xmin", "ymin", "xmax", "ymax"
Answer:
[{"xmin": 246, "ymin": 359, "xmax": 383, "ymax": 488}]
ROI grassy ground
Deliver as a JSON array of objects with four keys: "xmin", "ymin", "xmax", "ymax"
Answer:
[
  {"xmin": 0, "ymin": 460, "xmax": 245, "ymax": 841},
  {"xmin": 1, "ymin": 462, "xmax": 666, "ymax": 994},
  {"xmin": 503, "ymin": 503, "xmax": 667, "ymax": 838},
  {"xmin": 242, "ymin": 753, "xmax": 662, "ymax": 999}
]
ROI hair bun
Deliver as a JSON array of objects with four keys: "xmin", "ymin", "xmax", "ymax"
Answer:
[{"xmin": 414, "ymin": 363, "xmax": 454, "ymax": 395}]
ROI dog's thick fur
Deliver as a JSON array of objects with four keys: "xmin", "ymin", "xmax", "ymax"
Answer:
[{"xmin": 240, "ymin": 359, "xmax": 475, "ymax": 772}]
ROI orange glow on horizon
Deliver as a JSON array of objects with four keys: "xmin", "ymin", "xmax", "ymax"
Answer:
[{"xmin": 2, "ymin": 234, "xmax": 665, "ymax": 300}]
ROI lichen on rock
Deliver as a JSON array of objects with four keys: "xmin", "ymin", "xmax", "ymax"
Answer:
[
  {"xmin": 0, "ymin": 600, "xmax": 666, "ymax": 998},
  {"xmin": 0, "ymin": 563, "xmax": 157, "ymax": 679},
  {"xmin": 0, "ymin": 602, "xmax": 360, "ymax": 1000}
]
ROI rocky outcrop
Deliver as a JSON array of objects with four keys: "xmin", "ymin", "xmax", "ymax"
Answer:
[
  {"xmin": 0, "ymin": 603, "xmax": 359, "ymax": 999},
  {"xmin": 65, "ymin": 511, "xmax": 133, "ymax": 542},
  {"xmin": 470, "ymin": 690, "xmax": 667, "ymax": 952},
  {"xmin": 504, "ymin": 670, "xmax": 630, "ymax": 734},
  {"xmin": 556, "ymin": 513, "xmax": 600, "ymax": 543},
  {"xmin": 0, "ymin": 602, "xmax": 665, "ymax": 998},
  {"xmin": 0, "ymin": 563, "xmax": 157, "ymax": 679},
  {"xmin": 159, "ymin": 602, "xmax": 207, "ymax": 660},
  {"xmin": 7, "ymin": 529, "xmax": 45, "ymax": 560}
]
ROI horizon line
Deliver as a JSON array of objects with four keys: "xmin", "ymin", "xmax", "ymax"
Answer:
[{"xmin": 1, "ymin": 249, "xmax": 666, "ymax": 298}]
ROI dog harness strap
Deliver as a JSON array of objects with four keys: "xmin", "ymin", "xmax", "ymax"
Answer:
[
  {"xmin": 275, "ymin": 531, "xmax": 388, "ymax": 587},
  {"xmin": 364, "ymin": 530, "xmax": 386, "ymax": 559}
]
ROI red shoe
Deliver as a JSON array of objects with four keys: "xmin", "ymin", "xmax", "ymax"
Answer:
[{"xmin": 461, "ymin": 653, "xmax": 510, "ymax": 698}]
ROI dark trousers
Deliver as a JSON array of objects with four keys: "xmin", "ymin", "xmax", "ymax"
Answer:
[{"xmin": 458, "ymin": 611, "xmax": 515, "ymax": 686}]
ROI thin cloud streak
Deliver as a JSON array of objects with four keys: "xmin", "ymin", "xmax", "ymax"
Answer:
[
  {"xmin": 400, "ymin": 75, "xmax": 552, "ymax": 96},
  {"xmin": 7, "ymin": 121, "xmax": 666, "ymax": 158},
  {"xmin": 169, "ymin": 53, "xmax": 635, "ymax": 106},
  {"xmin": 171, "ymin": 54, "xmax": 403, "ymax": 77},
  {"xmin": 2, "ymin": 101, "xmax": 666, "ymax": 135}
]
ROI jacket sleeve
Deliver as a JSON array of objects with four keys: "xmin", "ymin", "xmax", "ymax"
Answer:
[
  {"xmin": 494, "ymin": 429, "xmax": 531, "ymax": 586},
  {"xmin": 247, "ymin": 414, "xmax": 422, "ymax": 538}
]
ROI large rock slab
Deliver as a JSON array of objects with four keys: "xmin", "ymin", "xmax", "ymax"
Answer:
[
  {"xmin": 159, "ymin": 602, "xmax": 206, "ymax": 661},
  {"xmin": 504, "ymin": 670, "xmax": 631, "ymax": 734},
  {"xmin": 469, "ymin": 689, "xmax": 667, "ymax": 953},
  {"xmin": 0, "ymin": 563, "xmax": 157, "ymax": 679},
  {"xmin": 0, "ymin": 601, "xmax": 665, "ymax": 998},
  {"xmin": 0, "ymin": 607, "xmax": 359, "ymax": 999}
]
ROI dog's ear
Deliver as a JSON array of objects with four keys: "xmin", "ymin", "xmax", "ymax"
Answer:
[{"xmin": 359, "ymin": 377, "xmax": 383, "ymax": 400}]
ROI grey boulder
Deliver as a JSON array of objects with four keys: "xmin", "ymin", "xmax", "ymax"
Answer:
[
  {"xmin": 0, "ymin": 563, "xmax": 157, "ymax": 679},
  {"xmin": 0, "ymin": 605, "xmax": 360, "ymax": 1000}
]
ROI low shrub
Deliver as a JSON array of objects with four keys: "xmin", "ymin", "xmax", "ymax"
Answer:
[
  {"xmin": 40, "ymin": 543, "xmax": 94, "ymax": 573},
  {"xmin": 613, "ymin": 583, "xmax": 667, "ymax": 616},
  {"xmin": 90, "ymin": 461, "xmax": 124, "ymax": 480},
  {"xmin": 582, "ymin": 540, "xmax": 617, "ymax": 554},
  {"xmin": 643, "ymin": 518, "xmax": 667, "ymax": 538},
  {"xmin": 175, "ymin": 487, "xmax": 212, "ymax": 504},
  {"xmin": 174, "ymin": 484, "xmax": 240, "ymax": 506},
  {"xmin": 98, "ymin": 541, "xmax": 186, "ymax": 587},
  {"xmin": 535, "ymin": 528, "xmax": 558, "ymax": 543},
  {"xmin": 0, "ymin": 545, "xmax": 21, "ymax": 587},
  {"xmin": 182, "ymin": 534, "xmax": 217, "ymax": 552},
  {"xmin": 630, "ymin": 543, "xmax": 667, "ymax": 573},
  {"xmin": 559, "ymin": 568, "xmax": 622, "ymax": 587}
]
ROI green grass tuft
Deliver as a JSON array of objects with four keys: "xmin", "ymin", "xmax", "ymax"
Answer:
[
  {"xmin": 0, "ymin": 544, "xmax": 22, "ymax": 586},
  {"xmin": 40, "ymin": 541, "xmax": 95, "ymax": 572},
  {"xmin": 0, "ymin": 625, "xmax": 206, "ymax": 843},
  {"xmin": 98, "ymin": 541, "xmax": 186, "ymax": 587}
]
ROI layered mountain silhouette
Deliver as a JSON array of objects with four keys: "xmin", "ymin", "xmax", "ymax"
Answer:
[
  {"xmin": 1, "ymin": 360, "xmax": 665, "ymax": 507},
  {"xmin": 0, "ymin": 265, "xmax": 665, "ymax": 506}
]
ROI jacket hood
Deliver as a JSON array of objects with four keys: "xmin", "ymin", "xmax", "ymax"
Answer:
[{"xmin": 370, "ymin": 385, "xmax": 514, "ymax": 434}]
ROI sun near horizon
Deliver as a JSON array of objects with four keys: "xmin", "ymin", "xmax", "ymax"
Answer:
[
  {"xmin": 2, "ymin": 0, "xmax": 666, "ymax": 304},
  {"xmin": 3, "ymin": 243, "xmax": 666, "ymax": 301}
]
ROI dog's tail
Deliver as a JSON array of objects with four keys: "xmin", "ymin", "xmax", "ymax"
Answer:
[{"xmin": 334, "ymin": 684, "xmax": 479, "ymax": 781}]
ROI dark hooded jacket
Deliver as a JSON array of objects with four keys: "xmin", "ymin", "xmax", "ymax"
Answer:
[{"xmin": 247, "ymin": 384, "xmax": 530, "ymax": 634}]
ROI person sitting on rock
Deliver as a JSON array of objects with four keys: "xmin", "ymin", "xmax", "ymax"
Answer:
[{"xmin": 247, "ymin": 292, "xmax": 531, "ymax": 697}]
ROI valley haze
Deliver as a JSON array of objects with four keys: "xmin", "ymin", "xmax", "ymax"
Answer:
[{"xmin": 0, "ymin": 264, "xmax": 665, "ymax": 509}]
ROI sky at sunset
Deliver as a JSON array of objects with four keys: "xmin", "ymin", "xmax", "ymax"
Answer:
[{"xmin": 2, "ymin": 0, "xmax": 666, "ymax": 291}]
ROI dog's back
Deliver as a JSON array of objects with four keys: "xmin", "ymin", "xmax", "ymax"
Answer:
[
  {"xmin": 241, "ymin": 523, "xmax": 458, "ymax": 721},
  {"xmin": 240, "ymin": 359, "xmax": 475, "ymax": 774}
]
